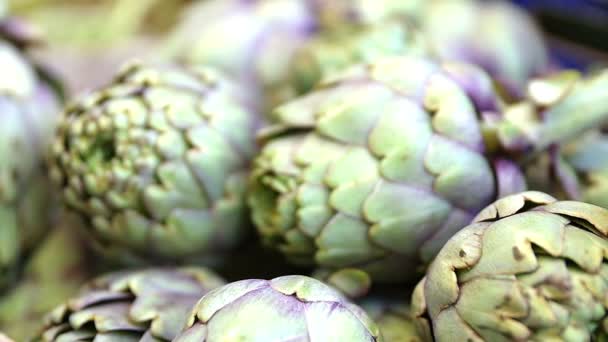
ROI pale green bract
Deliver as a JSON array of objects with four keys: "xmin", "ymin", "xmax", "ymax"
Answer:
[{"xmin": 49, "ymin": 62, "xmax": 258, "ymax": 264}]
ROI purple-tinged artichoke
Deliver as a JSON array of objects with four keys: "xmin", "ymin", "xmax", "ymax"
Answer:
[
  {"xmin": 166, "ymin": 0, "xmax": 317, "ymax": 110},
  {"xmin": 360, "ymin": 295, "xmax": 424, "ymax": 342},
  {"xmin": 248, "ymin": 56, "xmax": 608, "ymax": 290},
  {"xmin": 49, "ymin": 62, "xmax": 258, "ymax": 265},
  {"xmin": 174, "ymin": 275, "xmax": 381, "ymax": 341},
  {"xmin": 36, "ymin": 267, "xmax": 225, "ymax": 341},
  {"xmin": 249, "ymin": 56, "xmax": 518, "ymax": 286},
  {"xmin": 423, "ymin": 0, "xmax": 550, "ymax": 99},
  {"xmin": 0, "ymin": 12, "xmax": 62, "ymax": 291},
  {"xmin": 412, "ymin": 191, "xmax": 608, "ymax": 341}
]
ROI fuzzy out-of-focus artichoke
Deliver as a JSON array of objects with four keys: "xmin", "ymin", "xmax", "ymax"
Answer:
[
  {"xmin": 248, "ymin": 56, "xmax": 608, "ymax": 290},
  {"xmin": 516, "ymin": 69, "xmax": 608, "ymax": 205},
  {"xmin": 0, "ymin": 214, "xmax": 93, "ymax": 341},
  {"xmin": 311, "ymin": 0, "xmax": 426, "ymax": 32},
  {"xmin": 0, "ymin": 13, "xmax": 62, "ymax": 291},
  {"xmin": 36, "ymin": 267, "xmax": 225, "ymax": 341},
  {"xmin": 289, "ymin": 18, "xmax": 430, "ymax": 95},
  {"xmin": 174, "ymin": 275, "xmax": 381, "ymax": 341},
  {"xmin": 412, "ymin": 191, "xmax": 608, "ymax": 341},
  {"xmin": 49, "ymin": 62, "xmax": 258, "ymax": 265},
  {"xmin": 360, "ymin": 295, "xmax": 424, "ymax": 342},
  {"xmin": 423, "ymin": 0, "xmax": 549, "ymax": 99},
  {"xmin": 166, "ymin": 0, "xmax": 317, "ymax": 110}
]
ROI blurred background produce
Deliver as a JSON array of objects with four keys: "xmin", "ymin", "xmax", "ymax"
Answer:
[{"xmin": 1, "ymin": 0, "xmax": 607, "ymax": 341}]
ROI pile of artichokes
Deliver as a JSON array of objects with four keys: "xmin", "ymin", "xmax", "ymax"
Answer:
[{"xmin": 2, "ymin": 0, "xmax": 608, "ymax": 341}]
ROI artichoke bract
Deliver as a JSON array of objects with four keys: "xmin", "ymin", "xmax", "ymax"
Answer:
[
  {"xmin": 0, "ymin": 14, "xmax": 62, "ymax": 290},
  {"xmin": 174, "ymin": 275, "xmax": 381, "ymax": 341},
  {"xmin": 423, "ymin": 0, "xmax": 549, "ymax": 99},
  {"xmin": 249, "ymin": 56, "xmax": 526, "ymax": 284},
  {"xmin": 290, "ymin": 18, "xmax": 430, "ymax": 95},
  {"xmin": 49, "ymin": 62, "xmax": 258, "ymax": 264},
  {"xmin": 37, "ymin": 267, "xmax": 225, "ymax": 341},
  {"xmin": 412, "ymin": 191, "xmax": 608, "ymax": 341},
  {"xmin": 167, "ymin": 0, "xmax": 316, "ymax": 110}
]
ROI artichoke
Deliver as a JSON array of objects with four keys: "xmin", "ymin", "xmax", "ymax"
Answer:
[
  {"xmin": 49, "ymin": 62, "xmax": 258, "ymax": 264},
  {"xmin": 248, "ymin": 56, "xmax": 608, "ymax": 287},
  {"xmin": 174, "ymin": 275, "xmax": 381, "ymax": 341},
  {"xmin": 0, "ymin": 13, "xmax": 62, "ymax": 290},
  {"xmin": 423, "ymin": 0, "xmax": 549, "ymax": 99},
  {"xmin": 249, "ymin": 56, "xmax": 522, "ymax": 285},
  {"xmin": 166, "ymin": 0, "xmax": 317, "ymax": 110},
  {"xmin": 360, "ymin": 296, "xmax": 423, "ymax": 342},
  {"xmin": 412, "ymin": 191, "xmax": 608, "ymax": 341},
  {"xmin": 37, "ymin": 267, "xmax": 225, "ymax": 341},
  {"xmin": 0, "ymin": 215, "xmax": 93, "ymax": 341},
  {"xmin": 290, "ymin": 18, "xmax": 429, "ymax": 95}
]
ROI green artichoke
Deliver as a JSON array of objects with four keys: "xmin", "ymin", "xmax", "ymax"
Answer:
[
  {"xmin": 49, "ymin": 62, "xmax": 258, "ymax": 264},
  {"xmin": 0, "ymin": 14, "xmax": 62, "ymax": 290},
  {"xmin": 412, "ymin": 191, "xmax": 608, "ymax": 341},
  {"xmin": 37, "ymin": 267, "xmax": 225, "ymax": 341},
  {"xmin": 166, "ymin": 0, "xmax": 317, "ymax": 110},
  {"xmin": 174, "ymin": 275, "xmax": 382, "ymax": 341},
  {"xmin": 0, "ymin": 214, "xmax": 93, "ymax": 341},
  {"xmin": 562, "ymin": 131, "xmax": 608, "ymax": 208},
  {"xmin": 248, "ymin": 56, "xmax": 608, "ymax": 287},
  {"xmin": 360, "ymin": 296, "xmax": 424, "ymax": 342},
  {"xmin": 290, "ymin": 18, "xmax": 429, "ymax": 95},
  {"xmin": 249, "ymin": 56, "xmax": 524, "ymax": 285},
  {"xmin": 422, "ymin": 0, "xmax": 549, "ymax": 99}
]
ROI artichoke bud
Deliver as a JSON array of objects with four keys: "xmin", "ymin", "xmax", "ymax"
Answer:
[
  {"xmin": 249, "ymin": 56, "xmax": 519, "ymax": 284},
  {"xmin": 37, "ymin": 267, "xmax": 225, "ymax": 341},
  {"xmin": 0, "ymin": 11, "xmax": 62, "ymax": 291},
  {"xmin": 174, "ymin": 275, "xmax": 382, "ymax": 341},
  {"xmin": 50, "ymin": 61, "xmax": 258, "ymax": 264},
  {"xmin": 413, "ymin": 191, "xmax": 608, "ymax": 341}
]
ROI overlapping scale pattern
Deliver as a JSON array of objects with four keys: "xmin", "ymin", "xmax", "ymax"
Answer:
[
  {"xmin": 37, "ymin": 267, "xmax": 225, "ymax": 341},
  {"xmin": 248, "ymin": 57, "xmax": 520, "ymax": 283},
  {"xmin": 412, "ymin": 191, "xmax": 608, "ymax": 341},
  {"xmin": 50, "ymin": 62, "xmax": 258, "ymax": 263}
]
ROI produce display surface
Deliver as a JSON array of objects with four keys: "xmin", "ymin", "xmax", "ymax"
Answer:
[{"xmin": 1, "ymin": 0, "xmax": 608, "ymax": 341}]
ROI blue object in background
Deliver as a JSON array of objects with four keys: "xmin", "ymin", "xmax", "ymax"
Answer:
[{"xmin": 512, "ymin": 0, "xmax": 608, "ymax": 69}]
